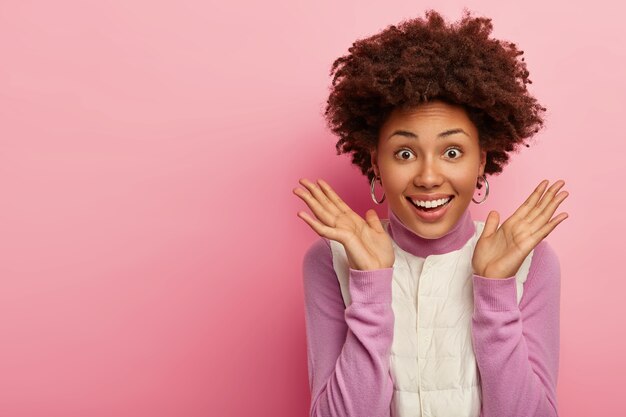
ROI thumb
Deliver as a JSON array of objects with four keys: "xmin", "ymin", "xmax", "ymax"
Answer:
[
  {"xmin": 365, "ymin": 209, "xmax": 384, "ymax": 233},
  {"xmin": 481, "ymin": 210, "xmax": 500, "ymax": 239}
]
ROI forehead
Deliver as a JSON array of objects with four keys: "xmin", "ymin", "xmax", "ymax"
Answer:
[
  {"xmin": 376, "ymin": 101, "xmax": 482, "ymax": 151},
  {"xmin": 381, "ymin": 101, "xmax": 476, "ymax": 133}
]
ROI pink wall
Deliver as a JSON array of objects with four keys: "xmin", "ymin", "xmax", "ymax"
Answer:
[{"xmin": 0, "ymin": 0, "xmax": 623, "ymax": 415}]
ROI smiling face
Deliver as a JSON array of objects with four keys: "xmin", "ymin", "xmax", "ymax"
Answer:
[{"xmin": 371, "ymin": 100, "xmax": 487, "ymax": 239}]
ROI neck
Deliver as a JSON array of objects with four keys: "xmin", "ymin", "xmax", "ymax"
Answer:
[{"xmin": 387, "ymin": 206, "xmax": 475, "ymax": 258}]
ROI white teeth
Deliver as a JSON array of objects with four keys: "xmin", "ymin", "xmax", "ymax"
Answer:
[{"xmin": 411, "ymin": 197, "xmax": 451, "ymax": 208}]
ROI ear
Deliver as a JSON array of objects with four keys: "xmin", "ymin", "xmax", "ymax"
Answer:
[
  {"xmin": 478, "ymin": 149, "xmax": 487, "ymax": 177},
  {"xmin": 370, "ymin": 148, "xmax": 379, "ymax": 177}
]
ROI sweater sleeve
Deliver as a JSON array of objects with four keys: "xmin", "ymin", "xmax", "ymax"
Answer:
[
  {"xmin": 302, "ymin": 237, "xmax": 395, "ymax": 417},
  {"xmin": 471, "ymin": 240, "xmax": 560, "ymax": 417}
]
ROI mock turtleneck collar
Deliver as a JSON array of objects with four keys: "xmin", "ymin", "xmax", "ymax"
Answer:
[{"xmin": 386, "ymin": 205, "xmax": 476, "ymax": 258}]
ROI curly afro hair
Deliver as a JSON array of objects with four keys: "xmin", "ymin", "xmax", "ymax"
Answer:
[{"xmin": 324, "ymin": 9, "xmax": 547, "ymax": 186}]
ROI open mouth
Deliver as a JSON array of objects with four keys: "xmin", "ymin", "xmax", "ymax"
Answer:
[{"xmin": 406, "ymin": 196, "xmax": 454, "ymax": 212}]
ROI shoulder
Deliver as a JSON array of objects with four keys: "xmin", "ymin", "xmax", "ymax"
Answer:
[
  {"xmin": 302, "ymin": 237, "xmax": 332, "ymax": 269},
  {"xmin": 529, "ymin": 240, "xmax": 561, "ymax": 279},
  {"xmin": 520, "ymin": 240, "xmax": 561, "ymax": 308},
  {"xmin": 302, "ymin": 237, "xmax": 344, "ymax": 309}
]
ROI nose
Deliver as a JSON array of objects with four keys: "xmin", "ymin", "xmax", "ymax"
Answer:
[{"xmin": 413, "ymin": 156, "xmax": 444, "ymax": 189}]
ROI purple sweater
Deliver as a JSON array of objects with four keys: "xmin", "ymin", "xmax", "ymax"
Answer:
[{"xmin": 302, "ymin": 207, "xmax": 560, "ymax": 417}]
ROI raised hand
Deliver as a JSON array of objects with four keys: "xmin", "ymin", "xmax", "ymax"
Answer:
[
  {"xmin": 472, "ymin": 180, "xmax": 569, "ymax": 279},
  {"xmin": 293, "ymin": 178, "xmax": 395, "ymax": 271}
]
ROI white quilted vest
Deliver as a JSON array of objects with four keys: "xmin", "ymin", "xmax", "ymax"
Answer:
[{"xmin": 329, "ymin": 219, "xmax": 534, "ymax": 417}]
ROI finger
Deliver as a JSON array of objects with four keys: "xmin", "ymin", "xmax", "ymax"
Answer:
[
  {"xmin": 317, "ymin": 178, "xmax": 353, "ymax": 214},
  {"xmin": 298, "ymin": 178, "xmax": 341, "ymax": 216},
  {"xmin": 527, "ymin": 180, "xmax": 566, "ymax": 224},
  {"xmin": 297, "ymin": 211, "xmax": 343, "ymax": 242},
  {"xmin": 529, "ymin": 190, "xmax": 569, "ymax": 231},
  {"xmin": 511, "ymin": 180, "xmax": 549, "ymax": 220},
  {"xmin": 531, "ymin": 212, "xmax": 569, "ymax": 242},
  {"xmin": 365, "ymin": 209, "xmax": 385, "ymax": 233},
  {"xmin": 293, "ymin": 186, "xmax": 339, "ymax": 227},
  {"xmin": 481, "ymin": 210, "xmax": 500, "ymax": 239},
  {"xmin": 299, "ymin": 178, "xmax": 342, "ymax": 216}
]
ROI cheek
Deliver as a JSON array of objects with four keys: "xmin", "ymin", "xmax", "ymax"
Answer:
[
  {"xmin": 385, "ymin": 174, "xmax": 412, "ymax": 195},
  {"xmin": 450, "ymin": 170, "xmax": 478, "ymax": 196},
  {"xmin": 380, "ymin": 162, "xmax": 413, "ymax": 191}
]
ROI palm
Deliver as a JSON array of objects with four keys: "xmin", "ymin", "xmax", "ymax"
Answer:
[
  {"xmin": 293, "ymin": 178, "xmax": 395, "ymax": 271},
  {"xmin": 472, "ymin": 180, "xmax": 569, "ymax": 279},
  {"xmin": 333, "ymin": 210, "xmax": 394, "ymax": 270},
  {"xmin": 473, "ymin": 218, "xmax": 536, "ymax": 279}
]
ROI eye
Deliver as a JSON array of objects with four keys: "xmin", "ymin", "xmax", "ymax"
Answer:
[
  {"xmin": 394, "ymin": 148, "xmax": 415, "ymax": 161},
  {"xmin": 444, "ymin": 147, "xmax": 463, "ymax": 159}
]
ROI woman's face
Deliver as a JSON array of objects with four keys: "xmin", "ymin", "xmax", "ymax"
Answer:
[{"xmin": 371, "ymin": 100, "xmax": 487, "ymax": 239}]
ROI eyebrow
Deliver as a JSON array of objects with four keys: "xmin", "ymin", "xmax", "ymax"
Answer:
[{"xmin": 387, "ymin": 128, "xmax": 470, "ymax": 140}]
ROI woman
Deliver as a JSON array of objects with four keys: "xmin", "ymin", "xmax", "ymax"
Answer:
[{"xmin": 293, "ymin": 10, "xmax": 568, "ymax": 417}]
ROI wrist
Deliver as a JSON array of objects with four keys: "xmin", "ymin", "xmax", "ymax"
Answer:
[{"xmin": 477, "ymin": 266, "xmax": 515, "ymax": 280}]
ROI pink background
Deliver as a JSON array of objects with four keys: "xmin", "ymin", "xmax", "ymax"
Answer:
[{"xmin": 0, "ymin": 0, "xmax": 623, "ymax": 416}]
